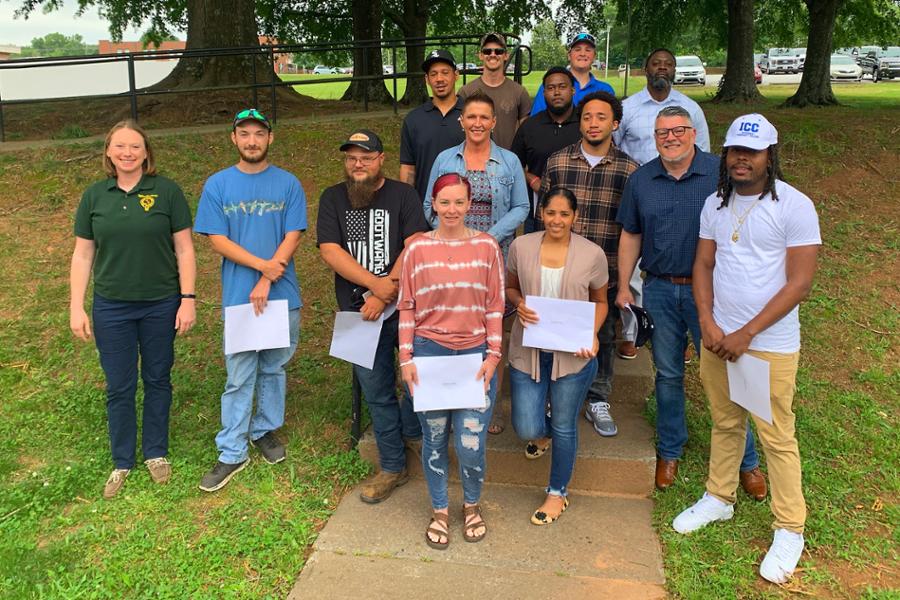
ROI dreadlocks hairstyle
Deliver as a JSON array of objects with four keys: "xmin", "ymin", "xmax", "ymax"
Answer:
[{"xmin": 715, "ymin": 144, "xmax": 784, "ymax": 209}]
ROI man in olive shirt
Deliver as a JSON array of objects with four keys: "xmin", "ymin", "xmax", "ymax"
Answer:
[{"xmin": 459, "ymin": 32, "xmax": 531, "ymax": 150}]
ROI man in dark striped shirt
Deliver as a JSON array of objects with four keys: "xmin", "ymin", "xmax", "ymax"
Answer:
[
  {"xmin": 539, "ymin": 91, "xmax": 639, "ymax": 437},
  {"xmin": 615, "ymin": 106, "xmax": 764, "ymax": 497}
]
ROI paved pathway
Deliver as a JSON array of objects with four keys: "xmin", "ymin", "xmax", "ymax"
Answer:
[{"xmin": 289, "ymin": 352, "xmax": 666, "ymax": 600}]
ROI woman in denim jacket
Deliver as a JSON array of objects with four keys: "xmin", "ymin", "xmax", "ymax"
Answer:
[{"xmin": 423, "ymin": 90, "xmax": 529, "ymax": 261}]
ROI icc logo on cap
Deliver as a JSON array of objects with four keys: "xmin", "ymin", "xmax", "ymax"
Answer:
[{"xmin": 739, "ymin": 122, "xmax": 760, "ymax": 133}]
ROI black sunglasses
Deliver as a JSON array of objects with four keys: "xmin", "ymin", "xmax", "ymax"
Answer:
[{"xmin": 481, "ymin": 48, "xmax": 507, "ymax": 56}]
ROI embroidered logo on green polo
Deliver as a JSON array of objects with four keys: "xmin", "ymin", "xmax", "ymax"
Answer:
[{"xmin": 139, "ymin": 194, "xmax": 158, "ymax": 212}]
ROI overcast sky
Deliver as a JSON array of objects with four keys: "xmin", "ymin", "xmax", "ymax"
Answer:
[{"xmin": 0, "ymin": 1, "xmax": 155, "ymax": 46}]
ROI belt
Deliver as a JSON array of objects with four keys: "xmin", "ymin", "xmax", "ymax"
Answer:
[{"xmin": 651, "ymin": 274, "xmax": 693, "ymax": 285}]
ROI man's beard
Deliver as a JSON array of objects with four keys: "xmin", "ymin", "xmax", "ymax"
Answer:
[
  {"xmin": 346, "ymin": 170, "xmax": 383, "ymax": 209},
  {"xmin": 547, "ymin": 101, "xmax": 572, "ymax": 116},
  {"xmin": 238, "ymin": 146, "xmax": 268, "ymax": 163},
  {"xmin": 583, "ymin": 134, "xmax": 609, "ymax": 147},
  {"xmin": 648, "ymin": 73, "xmax": 672, "ymax": 92}
]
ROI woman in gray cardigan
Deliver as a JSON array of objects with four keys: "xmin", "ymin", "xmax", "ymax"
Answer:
[{"xmin": 506, "ymin": 186, "xmax": 608, "ymax": 525}]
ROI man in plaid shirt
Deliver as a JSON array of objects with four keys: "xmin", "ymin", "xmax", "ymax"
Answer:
[{"xmin": 539, "ymin": 90, "xmax": 639, "ymax": 436}]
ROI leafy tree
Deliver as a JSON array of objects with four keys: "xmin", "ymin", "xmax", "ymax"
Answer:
[
  {"xmin": 713, "ymin": 0, "xmax": 763, "ymax": 103},
  {"xmin": 530, "ymin": 19, "xmax": 567, "ymax": 70},
  {"xmin": 24, "ymin": 32, "xmax": 94, "ymax": 57}
]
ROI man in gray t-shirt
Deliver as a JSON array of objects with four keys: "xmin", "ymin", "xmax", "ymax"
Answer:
[{"xmin": 459, "ymin": 32, "xmax": 531, "ymax": 150}]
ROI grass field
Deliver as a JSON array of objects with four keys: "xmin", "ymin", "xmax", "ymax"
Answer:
[{"xmin": 0, "ymin": 83, "xmax": 897, "ymax": 598}]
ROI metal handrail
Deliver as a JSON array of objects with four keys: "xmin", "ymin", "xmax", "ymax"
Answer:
[{"xmin": 0, "ymin": 34, "xmax": 531, "ymax": 142}]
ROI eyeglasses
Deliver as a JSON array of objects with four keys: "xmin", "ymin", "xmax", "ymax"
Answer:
[
  {"xmin": 344, "ymin": 154, "xmax": 380, "ymax": 165},
  {"xmin": 481, "ymin": 48, "xmax": 506, "ymax": 56},
  {"xmin": 653, "ymin": 126, "xmax": 694, "ymax": 139}
]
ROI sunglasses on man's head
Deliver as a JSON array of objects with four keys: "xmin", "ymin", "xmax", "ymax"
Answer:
[
  {"xmin": 234, "ymin": 108, "xmax": 269, "ymax": 123},
  {"xmin": 481, "ymin": 48, "xmax": 507, "ymax": 56}
]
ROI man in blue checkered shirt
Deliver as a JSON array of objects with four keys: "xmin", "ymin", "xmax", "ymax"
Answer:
[{"xmin": 615, "ymin": 106, "xmax": 765, "ymax": 498}]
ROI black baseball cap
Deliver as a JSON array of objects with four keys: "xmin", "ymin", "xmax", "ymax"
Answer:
[
  {"xmin": 480, "ymin": 32, "xmax": 507, "ymax": 49},
  {"xmin": 422, "ymin": 49, "xmax": 457, "ymax": 72},
  {"xmin": 628, "ymin": 305, "xmax": 655, "ymax": 348},
  {"xmin": 567, "ymin": 32, "xmax": 597, "ymax": 49},
  {"xmin": 232, "ymin": 108, "xmax": 271, "ymax": 131},
  {"xmin": 543, "ymin": 66, "xmax": 576, "ymax": 85},
  {"xmin": 339, "ymin": 129, "xmax": 384, "ymax": 153}
]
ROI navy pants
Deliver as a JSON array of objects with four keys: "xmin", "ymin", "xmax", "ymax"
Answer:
[{"xmin": 93, "ymin": 293, "xmax": 179, "ymax": 469}]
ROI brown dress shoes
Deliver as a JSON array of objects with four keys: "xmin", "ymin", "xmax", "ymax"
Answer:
[
  {"xmin": 655, "ymin": 457, "xmax": 679, "ymax": 490},
  {"xmin": 740, "ymin": 466, "xmax": 768, "ymax": 501}
]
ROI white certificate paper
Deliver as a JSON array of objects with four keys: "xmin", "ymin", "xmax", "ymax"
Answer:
[
  {"xmin": 726, "ymin": 353, "xmax": 773, "ymax": 425},
  {"xmin": 413, "ymin": 353, "xmax": 486, "ymax": 412},
  {"xmin": 521, "ymin": 295, "xmax": 595, "ymax": 353},
  {"xmin": 224, "ymin": 300, "xmax": 290, "ymax": 355},
  {"xmin": 329, "ymin": 311, "xmax": 384, "ymax": 370}
]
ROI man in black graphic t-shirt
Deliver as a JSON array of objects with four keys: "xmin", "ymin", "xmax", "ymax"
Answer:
[{"xmin": 317, "ymin": 129, "xmax": 429, "ymax": 503}]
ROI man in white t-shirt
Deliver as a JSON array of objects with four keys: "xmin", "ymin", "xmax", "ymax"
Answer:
[{"xmin": 671, "ymin": 114, "xmax": 821, "ymax": 585}]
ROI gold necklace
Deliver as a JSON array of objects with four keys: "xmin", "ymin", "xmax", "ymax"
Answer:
[{"xmin": 729, "ymin": 195, "xmax": 764, "ymax": 243}]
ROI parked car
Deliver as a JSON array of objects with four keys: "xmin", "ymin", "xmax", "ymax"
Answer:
[
  {"xmin": 792, "ymin": 48, "xmax": 807, "ymax": 71},
  {"xmin": 461, "ymin": 62, "xmax": 481, "ymax": 74},
  {"xmin": 382, "ymin": 65, "xmax": 393, "ymax": 75},
  {"xmin": 336, "ymin": 67, "xmax": 353, "ymax": 74},
  {"xmin": 754, "ymin": 63, "xmax": 762, "ymax": 84},
  {"xmin": 312, "ymin": 65, "xmax": 337, "ymax": 75},
  {"xmin": 854, "ymin": 46, "xmax": 881, "ymax": 65},
  {"xmin": 674, "ymin": 55, "xmax": 706, "ymax": 85},
  {"xmin": 829, "ymin": 54, "xmax": 862, "ymax": 82},
  {"xmin": 858, "ymin": 47, "xmax": 900, "ymax": 82},
  {"xmin": 763, "ymin": 48, "xmax": 801, "ymax": 74},
  {"xmin": 753, "ymin": 53, "xmax": 766, "ymax": 68}
]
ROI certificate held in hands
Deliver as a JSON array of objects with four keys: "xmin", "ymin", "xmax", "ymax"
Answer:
[
  {"xmin": 521, "ymin": 295, "xmax": 595, "ymax": 353},
  {"xmin": 223, "ymin": 299, "xmax": 291, "ymax": 355},
  {"xmin": 412, "ymin": 353, "xmax": 487, "ymax": 412}
]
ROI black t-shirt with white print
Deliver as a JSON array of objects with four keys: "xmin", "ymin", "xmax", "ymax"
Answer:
[{"xmin": 317, "ymin": 178, "xmax": 430, "ymax": 311}]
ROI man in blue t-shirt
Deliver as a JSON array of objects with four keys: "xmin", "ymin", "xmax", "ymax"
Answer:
[
  {"xmin": 530, "ymin": 32, "xmax": 615, "ymax": 116},
  {"xmin": 194, "ymin": 108, "xmax": 308, "ymax": 492}
]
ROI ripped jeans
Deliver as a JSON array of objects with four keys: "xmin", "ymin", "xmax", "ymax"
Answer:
[{"xmin": 411, "ymin": 335, "xmax": 497, "ymax": 509}]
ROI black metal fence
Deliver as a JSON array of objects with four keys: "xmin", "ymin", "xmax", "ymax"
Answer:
[{"xmin": 0, "ymin": 34, "xmax": 532, "ymax": 142}]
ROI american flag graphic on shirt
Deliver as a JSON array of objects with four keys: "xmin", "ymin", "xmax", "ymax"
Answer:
[{"xmin": 346, "ymin": 208, "xmax": 391, "ymax": 275}]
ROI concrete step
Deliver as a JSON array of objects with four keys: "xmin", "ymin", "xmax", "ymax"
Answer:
[
  {"xmin": 358, "ymin": 353, "xmax": 657, "ymax": 496},
  {"xmin": 289, "ymin": 480, "xmax": 666, "ymax": 600}
]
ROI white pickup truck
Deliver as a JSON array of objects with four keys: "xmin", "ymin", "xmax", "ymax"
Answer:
[{"xmin": 762, "ymin": 48, "xmax": 801, "ymax": 74}]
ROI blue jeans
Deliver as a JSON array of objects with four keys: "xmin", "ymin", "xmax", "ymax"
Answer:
[
  {"xmin": 216, "ymin": 308, "xmax": 300, "ymax": 464},
  {"xmin": 353, "ymin": 315, "xmax": 421, "ymax": 473},
  {"xmin": 643, "ymin": 276, "xmax": 757, "ymax": 470},
  {"xmin": 587, "ymin": 286, "xmax": 619, "ymax": 404},
  {"xmin": 93, "ymin": 293, "xmax": 180, "ymax": 469},
  {"xmin": 510, "ymin": 353, "xmax": 598, "ymax": 496},
  {"xmin": 412, "ymin": 336, "xmax": 497, "ymax": 509}
]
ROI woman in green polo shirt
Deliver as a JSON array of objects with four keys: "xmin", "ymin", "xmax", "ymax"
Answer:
[{"xmin": 69, "ymin": 120, "xmax": 196, "ymax": 499}]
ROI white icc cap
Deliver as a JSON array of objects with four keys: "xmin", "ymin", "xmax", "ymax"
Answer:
[{"xmin": 723, "ymin": 113, "xmax": 778, "ymax": 150}]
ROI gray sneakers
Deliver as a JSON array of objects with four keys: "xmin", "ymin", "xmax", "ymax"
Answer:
[
  {"xmin": 252, "ymin": 432, "xmax": 286, "ymax": 464},
  {"xmin": 199, "ymin": 458, "xmax": 250, "ymax": 492},
  {"xmin": 585, "ymin": 401, "xmax": 618, "ymax": 436}
]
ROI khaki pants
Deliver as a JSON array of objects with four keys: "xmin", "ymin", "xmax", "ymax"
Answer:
[{"xmin": 700, "ymin": 349, "xmax": 806, "ymax": 533}]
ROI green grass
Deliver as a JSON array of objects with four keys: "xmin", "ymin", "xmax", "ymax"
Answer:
[{"xmin": 0, "ymin": 86, "xmax": 898, "ymax": 598}]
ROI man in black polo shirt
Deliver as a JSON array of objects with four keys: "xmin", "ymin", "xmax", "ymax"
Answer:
[
  {"xmin": 399, "ymin": 49, "xmax": 465, "ymax": 200},
  {"xmin": 511, "ymin": 66, "xmax": 580, "ymax": 233}
]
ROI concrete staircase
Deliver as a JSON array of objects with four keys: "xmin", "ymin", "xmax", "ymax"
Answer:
[{"xmin": 290, "ymin": 352, "xmax": 665, "ymax": 600}]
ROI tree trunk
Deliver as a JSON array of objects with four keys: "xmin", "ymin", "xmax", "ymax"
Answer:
[
  {"xmin": 713, "ymin": 0, "xmax": 764, "ymax": 103},
  {"xmin": 340, "ymin": 0, "xmax": 393, "ymax": 104},
  {"xmin": 386, "ymin": 0, "xmax": 430, "ymax": 106},
  {"xmin": 150, "ymin": 0, "xmax": 265, "ymax": 91},
  {"xmin": 782, "ymin": 0, "xmax": 842, "ymax": 107}
]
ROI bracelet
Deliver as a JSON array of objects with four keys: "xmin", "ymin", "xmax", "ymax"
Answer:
[
  {"xmin": 180, "ymin": 293, "xmax": 196, "ymax": 299},
  {"xmin": 399, "ymin": 360, "xmax": 414, "ymax": 367},
  {"xmin": 529, "ymin": 175, "xmax": 540, "ymax": 187}
]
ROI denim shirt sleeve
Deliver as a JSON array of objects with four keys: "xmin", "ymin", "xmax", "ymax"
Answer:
[
  {"xmin": 486, "ymin": 148, "xmax": 529, "ymax": 243},
  {"xmin": 423, "ymin": 147, "xmax": 461, "ymax": 229}
]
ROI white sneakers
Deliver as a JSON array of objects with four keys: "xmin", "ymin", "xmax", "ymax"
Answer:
[
  {"xmin": 759, "ymin": 529, "xmax": 805, "ymax": 584},
  {"xmin": 673, "ymin": 494, "xmax": 804, "ymax": 584},
  {"xmin": 672, "ymin": 492, "xmax": 734, "ymax": 533}
]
